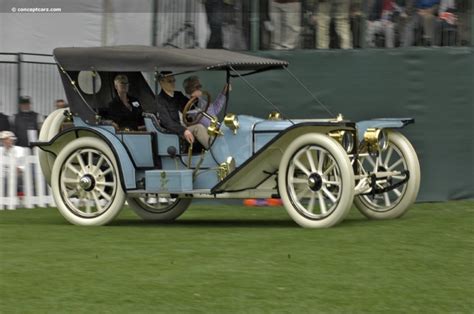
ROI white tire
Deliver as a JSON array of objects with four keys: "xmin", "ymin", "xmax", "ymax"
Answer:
[
  {"xmin": 354, "ymin": 131, "xmax": 421, "ymax": 219},
  {"xmin": 278, "ymin": 133, "xmax": 355, "ymax": 228},
  {"xmin": 51, "ymin": 137, "xmax": 125, "ymax": 226},
  {"xmin": 127, "ymin": 196, "xmax": 191, "ymax": 221},
  {"xmin": 38, "ymin": 108, "xmax": 67, "ymax": 184}
]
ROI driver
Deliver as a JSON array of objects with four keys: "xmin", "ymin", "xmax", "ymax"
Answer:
[
  {"xmin": 182, "ymin": 75, "xmax": 230, "ymax": 128},
  {"xmin": 156, "ymin": 71, "xmax": 210, "ymax": 149}
]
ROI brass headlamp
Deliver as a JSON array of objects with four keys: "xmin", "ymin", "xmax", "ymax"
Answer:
[
  {"xmin": 363, "ymin": 128, "xmax": 388, "ymax": 152},
  {"xmin": 329, "ymin": 130, "xmax": 354, "ymax": 153}
]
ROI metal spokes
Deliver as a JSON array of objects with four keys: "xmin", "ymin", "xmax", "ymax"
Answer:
[
  {"xmin": 60, "ymin": 148, "xmax": 117, "ymax": 217},
  {"xmin": 287, "ymin": 145, "xmax": 342, "ymax": 219},
  {"xmin": 359, "ymin": 143, "xmax": 408, "ymax": 210}
]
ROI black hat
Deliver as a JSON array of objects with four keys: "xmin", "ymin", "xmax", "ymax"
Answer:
[
  {"xmin": 19, "ymin": 96, "xmax": 31, "ymax": 104},
  {"xmin": 158, "ymin": 71, "xmax": 173, "ymax": 80}
]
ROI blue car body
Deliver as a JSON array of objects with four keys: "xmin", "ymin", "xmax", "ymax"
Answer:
[{"xmin": 32, "ymin": 46, "xmax": 419, "ymax": 228}]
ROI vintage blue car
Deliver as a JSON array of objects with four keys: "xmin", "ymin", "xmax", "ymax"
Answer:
[{"xmin": 34, "ymin": 46, "xmax": 420, "ymax": 228}]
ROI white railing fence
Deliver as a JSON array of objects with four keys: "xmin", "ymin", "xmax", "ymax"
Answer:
[{"xmin": 0, "ymin": 148, "xmax": 55, "ymax": 210}]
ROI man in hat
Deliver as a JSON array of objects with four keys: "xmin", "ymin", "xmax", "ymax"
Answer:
[
  {"xmin": 13, "ymin": 96, "xmax": 44, "ymax": 147},
  {"xmin": 0, "ymin": 131, "xmax": 26, "ymax": 195},
  {"xmin": 156, "ymin": 72, "xmax": 210, "ymax": 149},
  {"xmin": 101, "ymin": 74, "xmax": 145, "ymax": 131}
]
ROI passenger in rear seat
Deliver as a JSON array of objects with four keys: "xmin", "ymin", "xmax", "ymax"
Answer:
[{"xmin": 100, "ymin": 74, "xmax": 145, "ymax": 131}]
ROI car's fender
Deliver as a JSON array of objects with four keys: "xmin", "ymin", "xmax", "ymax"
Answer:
[
  {"xmin": 32, "ymin": 126, "xmax": 137, "ymax": 191},
  {"xmin": 356, "ymin": 118, "xmax": 414, "ymax": 140}
]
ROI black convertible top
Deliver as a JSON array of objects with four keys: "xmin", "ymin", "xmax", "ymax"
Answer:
[{"xmin": 53, "ymin": 46, "xmax": 289, "ymax": 73}]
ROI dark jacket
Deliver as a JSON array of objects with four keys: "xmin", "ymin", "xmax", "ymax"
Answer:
[
  {"xmin": 101, "ymin": 95, "xmax": 144, "ymax": 130},
  {"xmin": 0, "ymin": 113, "xmax": 11, "ymax": 132},
  {"xmin": 13, "ymin": 111, "xmax": 39, "ymax": 147},
  {"xmin": 156, "ymin": 90, "xmax": 189, "ymax": 136}
]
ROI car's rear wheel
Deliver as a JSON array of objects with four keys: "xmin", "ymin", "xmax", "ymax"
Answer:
[
  {"xmin": 278, "ymin": 133, "xmax": 355, "ymax": 228},
  {"xmin": 354, "ymin": 131, "xmax": 420, "ymax": 219},
  {"xmin": 127, "ymin": 196, "xmax": 191, "ymax": 221},
  {"xmin": 38, "ymin": 108, "xmax": 67, "ymax": 185},
  {"xmin": 51, "ymin": 137, "xmax": 125, "ymax": 226}
]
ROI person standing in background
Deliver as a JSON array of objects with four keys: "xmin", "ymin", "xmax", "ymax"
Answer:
[
  {"xmin": 54, "ymin": 99, "xmax": 68, "ymax": 110},
  {"xmin": 12, "ymin": 96, "xmax": 43, "ymax": 147},
  {"xmin": 0, "ymin": 131, "xmax": 26, "ymax": 196},
  {"xmin": 366, "ymin": 0, "xmax": 402, "ymax": 48},
  {"xmin": 269, "ymin": 0, "xmax": 302, "ymax": 49},
  {"xmin": 435, "ymin": 0, "xmax": 457, "ymax": 45},
  {"xmin": 415, "ymin": 0, "xmax": 440, "ymax": 45},
  {"xmin": 203, "ymin": 0, "xmax": 226, "ymax": 48},
  {"xmin": 313, "ymin": 0, "xmax": 353, "ymax": 49}
]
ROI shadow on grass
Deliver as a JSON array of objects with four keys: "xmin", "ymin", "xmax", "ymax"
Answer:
[
  {"xmin": 108, "ymin": 218, "xmax": 297, "ymax": 228},
  {"xmin": 108, "ymin": 216, "xmax": 373, "ymax": 229},
  {"xmin": 0, "ymin": 215, "xmax": 374, "ymax": 228}
]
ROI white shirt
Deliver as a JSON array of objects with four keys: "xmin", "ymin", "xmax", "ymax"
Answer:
[{"xmin": 0, "ymin": 146, "xmax": 26, "ymax": 177}]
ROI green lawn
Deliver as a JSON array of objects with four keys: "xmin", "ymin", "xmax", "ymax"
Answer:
[{"xmin": 1, "ymin": 201, "xmax": 473, "ymax": 313}]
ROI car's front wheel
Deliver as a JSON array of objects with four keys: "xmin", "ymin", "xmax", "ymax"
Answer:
[
  {"xmin": 127, "ymin": 196, "xmax": 191, "ymax": 221},
  {"xmin": 51, "ymin": 137, "xmax": 125, "ymax": 226},
  {"xmin": 278, "ymin": 133, "xmax": 355, "ymax": 228},
  {"xmin": 354, "ymin": 131, "xmax": 420, "ymax": 219}
]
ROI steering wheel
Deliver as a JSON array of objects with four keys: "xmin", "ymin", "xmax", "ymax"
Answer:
[{"xmin": 182, "ymin": 91, "xmax": 211, "ymax": 126}]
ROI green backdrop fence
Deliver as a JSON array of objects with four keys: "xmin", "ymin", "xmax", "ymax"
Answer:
[{"xmin": 199, "ymin": 47, "xmax": 473, "ymax": 201}]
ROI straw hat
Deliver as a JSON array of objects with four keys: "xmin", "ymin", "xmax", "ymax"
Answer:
[{"xmin": 0, "ymin": 131, "xmax": 16, "ymax": 140}]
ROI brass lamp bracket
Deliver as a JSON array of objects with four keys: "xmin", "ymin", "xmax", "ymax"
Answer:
[
  {"xmin": 217, "ymin": 157, "xmax": 236, "ymax": 181},
  {"xmin": 207, "ymin": 117, "xmax": 224, "ymax": 137},
  {"xmin": 224, "ymin": 113, "xmax": 239, "ymax": 135},
  {"xmin": 268, "ymin": 111, "xmax": 282, "ymax": 120}
]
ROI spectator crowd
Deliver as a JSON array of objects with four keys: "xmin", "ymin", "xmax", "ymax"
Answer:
[{"xmin": 200, "ymin": 0, "xmax": 470, "ymax": 50}]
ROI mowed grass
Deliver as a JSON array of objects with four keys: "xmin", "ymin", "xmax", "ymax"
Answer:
[{"xmin": 0, "ymin": 201, "xmax": 473, "ymax": 314}]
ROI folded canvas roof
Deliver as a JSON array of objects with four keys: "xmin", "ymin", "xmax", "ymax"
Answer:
[{"xmin": 54, "ymin": 46, "xmax": 289, "ymax": 73}]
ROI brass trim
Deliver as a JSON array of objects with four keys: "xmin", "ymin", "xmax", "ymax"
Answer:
[
  {"xmin": 329, "ymin": 130, "xmax": 345, "ymax": 143},
  {"xmin": 207, "ymin": 118, "xmax": 223, "ymax": 137},
  {"xmin": 329, "ymin": 130, "xmax": 354, "ymax": 153},
  {"xmin": 268, "ymin": 111, "xmax": 281, "ymax": 120},
  {"xmin": 217, "ymin": 156, "xmax": 236, "ymax": 181},
  {"xmin": 224, "ymin": 113, "xmax": 239, "ymax": 135},
  {"xmin": 363, "ymin": 128, "xmax": 388, "ymax": 152}
]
